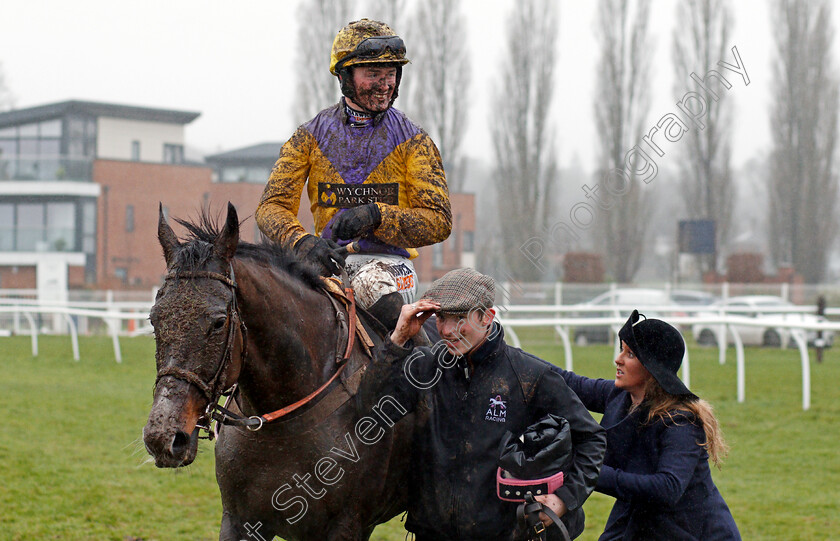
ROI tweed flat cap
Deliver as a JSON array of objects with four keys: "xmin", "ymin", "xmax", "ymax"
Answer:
[{"xmin": 421, "ymin": 268, "xmax": 495, "ymax": 315}]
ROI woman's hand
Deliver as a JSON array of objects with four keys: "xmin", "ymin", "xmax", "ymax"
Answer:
[
  {"xmin": 534, "ymin": 494, "xmax": 567, "ymax": 527},
  {"xmin": 390, "ymin": 299, "xmax": 440, "ymax": 346}
]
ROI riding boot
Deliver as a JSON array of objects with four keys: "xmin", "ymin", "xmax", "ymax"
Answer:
[{"xmin": 368, "ymin": 291, "xmax": 404, "ymax": 331}]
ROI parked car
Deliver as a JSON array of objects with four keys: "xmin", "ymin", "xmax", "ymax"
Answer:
[
  {"xmin": 670, "ymin": 289, "xmax": 719, "ymax": 315},
  {"xmin": 692, "ymin": 295, "xmax": 834, "ymax": 348},
  {"xmin": 572, "ymin": 288, "xmax": 674, "ymax": 345}
]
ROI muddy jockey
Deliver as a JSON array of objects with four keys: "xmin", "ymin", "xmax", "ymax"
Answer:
[{"xmin": 256, "ymin": 18, "xmax": 452, "ymax": 326}]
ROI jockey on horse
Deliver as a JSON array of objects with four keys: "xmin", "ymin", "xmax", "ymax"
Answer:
[{"xmin": 255, "ymin": 18, "xmax": 452, "ymax": 328}]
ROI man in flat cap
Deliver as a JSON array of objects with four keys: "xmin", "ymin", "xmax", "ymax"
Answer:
[{"xmin": 362, "ymin": 268, "xmax": 606, "ymax": 540}]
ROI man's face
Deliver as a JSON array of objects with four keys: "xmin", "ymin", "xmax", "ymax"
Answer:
[
  {"xmin": 436, "ymin": 309, "xmax": 494, "ymax": 357},
  {"xmin": 347, "ymin": 65, "xmax": 397, "ymax": 113}
]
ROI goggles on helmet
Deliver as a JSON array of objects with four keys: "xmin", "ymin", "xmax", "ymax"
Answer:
[{"xmin": 335, "ymin": 35, "xmax": 406, "ymax": 72}]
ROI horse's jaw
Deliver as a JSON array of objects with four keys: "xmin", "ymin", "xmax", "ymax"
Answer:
[{"xmin": 143, "ymin": 380, "xmax": 203, "ymax": 468}]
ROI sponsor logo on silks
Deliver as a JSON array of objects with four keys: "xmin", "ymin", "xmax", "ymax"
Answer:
[
  {"xmin": 485, "ymin": 395, "xmax": 507, "ymax": 423},
  {"xmin": 387, "ymin": 262, "xmax": 415, "ymax": 292},
  {"xmin": 318, "ymin": 182, "xmax": 399, "ymax": 208}
]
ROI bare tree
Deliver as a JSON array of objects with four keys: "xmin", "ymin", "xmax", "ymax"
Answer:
[
  {"xmin": 672, "ymin": 0, "xmax": 734, "ymax": 274},
  {"xmin": 363, "ymin": 0, "xmax": 409, "ymax": 29},
  {"xmin": 0, "ymin": 61, "xmax": 14, "ymax": 111},
  {"xmin": 399, "ymin": 0, "xmax": 471, "ymax": 193},
  {"xmin": 491, "ymin": 0, "xmax": 557, "ymax": 282},
  {"xmin": 593, "ymin": 0, "xmax": 653, "ymax": 283},
  {"xmin": 293, "ymin": 0, "xmax": 352, "ymax": 125},
  {"xmin": 768, "ymin": 0, "xmax": 839, "ymax": 283}
]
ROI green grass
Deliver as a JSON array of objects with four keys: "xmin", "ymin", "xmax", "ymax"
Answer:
[{"xmin": 1, "ymin": 332, "xmax": 838, "ymax": 540}]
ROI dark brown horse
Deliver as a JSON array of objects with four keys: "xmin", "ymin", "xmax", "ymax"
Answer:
[{"xmin": 143, "ymin": 203, "xmax": 412, "ymax": 540}]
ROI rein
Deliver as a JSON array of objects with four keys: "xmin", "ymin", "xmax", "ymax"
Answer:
[{"xmin": 154, "ymin": 262, "xmax": 361, "ymax": 436}]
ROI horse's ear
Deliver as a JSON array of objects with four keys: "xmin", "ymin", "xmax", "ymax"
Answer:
[
  {"xmin": 215, "ymin": 202, "xmax": 239, "ymax": 261},
  {"xmin": 158, "ymin": 203, "xmax": 179, "ymax": 266}
]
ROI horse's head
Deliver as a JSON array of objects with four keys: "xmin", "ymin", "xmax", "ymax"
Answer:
[{"xmin": 143, "ymin": 203, "xmax": 245, "ymax": 467}]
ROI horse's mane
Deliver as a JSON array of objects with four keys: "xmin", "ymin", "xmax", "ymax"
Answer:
[{"xmin": 171, "ymin": 211, "xmax": 324, "ymax": 291}]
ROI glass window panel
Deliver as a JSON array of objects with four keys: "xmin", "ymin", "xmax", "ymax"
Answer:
[
  {"xmin": 125, "ymin": 205, "xmax": 134, "ymax": 233},
  {"xmin": 222, "ymin": 167, "xmax": 246, "ymax": 183},
  {"xmin": 39, "ymin": 139, "xmax": 60, "ymax": 156},
  {"xmin": 0, "ymin": 203, "xmax": 12, "ymax": 251},
  {"xmin": 67, "ymin": 138, "xmax": 84, "ymax": 156},
  {"xmin": 17, "ymin": 203, "xmax": 45, "ymax": 249},
  {"xmin": 18, "ymin": 123, "xmax": 38, "ymax": 137},
  {"xmin": 82, "ymin": 201, "xmax": 96, "ymax": 235},
  {"xmin": 0, "ymin": 126, "xmax": 17, "ymax": 137},
  {"xmin": 82, "ymin": 235, "xmax": 95, "ymax": 253},
  {"xmin": 40, "ymin": 119, "xmax": 62, "ymax": 137},
  {"xmin": 19, "ymin": 139, "xmax": 38, "ymax": 156},
  {"xmin": 68, "ymin": 118, "xmax": 85, "ymax": 138},
  {"xmin": 0, "ymin": 139, "xmax": 16, "ymax": 158},
  {"xmin": 46, "ymin": 202, "xmax": 75, "ymax": 228},
  {"xmin": 46, "ymin": 203, "xmax": 75, "ymax": 251}
]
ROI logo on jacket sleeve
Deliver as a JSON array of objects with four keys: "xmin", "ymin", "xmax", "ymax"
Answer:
[{"xmin": 485, "ymin": 395, "xmax": 507, "ymax": 423}]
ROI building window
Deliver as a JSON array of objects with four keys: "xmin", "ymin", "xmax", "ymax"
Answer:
[
  {"xmin": 114, "ymin": 267, "xmax": 128, "ymax": 284},
  {"xmin": 131, "ymin": 140, "xmax": 140, "ymax": 161},
  {"xmin": 0, "ymin": 120, "xmax": 63, "ymax": 180},
  {"xmin": 0, "ymin": 203, "xmax": 13, "ymax": 251},
  {"xmin": 163, "ymin": 143, "xmax": 184, "ymax": 164},
  {"xmin": 46, "ymin": 202, "xmax": 75, "ymax": 251},
  {"xmin": 4, "ymin": 200, "xmax": 79, "ymax": 252},
  {"xmin": 126, "ymin": 205, "xmax": 135, "ymax": 233},
  {"xmin": 432, "ymin": 244, "xmax": 444, "ymax": 269},
  {"xmin": 462, "ymin": 231, "xmax": 474, "ymax": 252},
  {"xmin": 220, "ymin": 166, "xmax": 270, "ymax": 183}
]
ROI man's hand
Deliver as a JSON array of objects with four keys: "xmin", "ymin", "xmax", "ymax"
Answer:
[
  {"xmin": 294, "ymin": 234, "xmax": 345, "ymax": 276},
  {"xmin": 329, "ymin": 204, "xmax": 382, "ymax": 241},
  {"xmin": 534, "ymin": 494, "xmax": 567, "ymax": 527},
  {"xmin": 390, "ymin": 299, "xmax": 440, "ymax": 347}
]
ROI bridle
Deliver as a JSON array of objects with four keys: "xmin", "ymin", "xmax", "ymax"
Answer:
[
  {"xmin": 153, "ymin": 262, "xmax": 360, "ymax": 438},
  {"xmin": 154, "ymin": 262, "xmax": 252, "ymax": 435}
]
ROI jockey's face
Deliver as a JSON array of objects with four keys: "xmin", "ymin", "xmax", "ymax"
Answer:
[
  {"xmin": 345, "ymin": 65, "xmax": 397, "ymax": 113},
  {"xmin": 437, "ymin": 308, "xmax": 494, "ymax": 357}
]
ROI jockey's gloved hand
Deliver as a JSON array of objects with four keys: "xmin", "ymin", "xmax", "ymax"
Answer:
[
  {"xmin": 294, "ymin": 234, "xmax": 345, "ymax": 276},
  {"xmin": 329, "ymin": 204, "xmax": 382, "ymax": 241}
]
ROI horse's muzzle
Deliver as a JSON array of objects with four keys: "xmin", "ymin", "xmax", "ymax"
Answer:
[{"xmin": 143, "ymin": 379, "xmax": 203, "ymax": 467}]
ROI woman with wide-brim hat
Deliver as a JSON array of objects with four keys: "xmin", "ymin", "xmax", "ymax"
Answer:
[{"xmin": 552, "ymin": 310, "xmax": 741, "ymax": 540}]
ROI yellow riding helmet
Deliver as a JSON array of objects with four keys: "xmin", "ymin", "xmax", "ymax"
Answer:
[{"xmin": 329, "ymin": 19, "xmax": 409, "ymax": 76}]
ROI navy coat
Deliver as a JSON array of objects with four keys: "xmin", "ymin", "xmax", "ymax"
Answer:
[{"xmin": 552, "ymin": 367, "xmax": 741, "ymax": 540}]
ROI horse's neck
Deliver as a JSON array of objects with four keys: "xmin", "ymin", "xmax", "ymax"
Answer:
[{"xmin": 233, "ymin": 261, "xmax": 338, "ymax": 415}]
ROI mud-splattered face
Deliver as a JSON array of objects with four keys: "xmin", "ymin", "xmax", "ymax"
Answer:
[
  {"xmin": 346, "ymin": 65, "xmax": 397, "ymax": 113},
  {"xmin": 437, "ymin": 309, "xmax": 494, "ymax": 357},
  {"xmin": 143, "ymin": 278, "xmax": 233, "ymax": 467}
]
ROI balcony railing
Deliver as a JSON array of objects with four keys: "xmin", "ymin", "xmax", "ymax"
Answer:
[{"xmin": 0, "ymin": 155, "xmax": 93, "ymax": 181}]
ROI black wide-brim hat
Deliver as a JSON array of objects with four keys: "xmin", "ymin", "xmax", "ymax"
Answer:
[{"xmin": 618, "ymin": 310, "xmax": 697, "ymax": 399}]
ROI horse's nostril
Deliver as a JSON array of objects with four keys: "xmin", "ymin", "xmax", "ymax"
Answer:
[{"xmin": 171, "ymin": 430, "xmax": 190, "ymax": 456}]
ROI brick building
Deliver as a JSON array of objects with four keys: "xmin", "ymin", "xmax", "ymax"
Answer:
[{"xmin": 0, "ymin": 100, "xmax": 264, "ymax": 291}]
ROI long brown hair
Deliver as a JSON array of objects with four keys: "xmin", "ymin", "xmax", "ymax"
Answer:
[{"xmin": 637, "ymin": 378, "xmax": 730, "ymax": 468}]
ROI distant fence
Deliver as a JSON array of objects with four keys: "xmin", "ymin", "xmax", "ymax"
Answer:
[{"xmin": 3, "ymin": 283, "xmax": 839, "ymax": 411}]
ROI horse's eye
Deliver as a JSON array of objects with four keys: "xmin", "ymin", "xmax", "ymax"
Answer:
[{"xmin": 213, "ymin": 318, "xmax": 226, "ymax": 331}]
